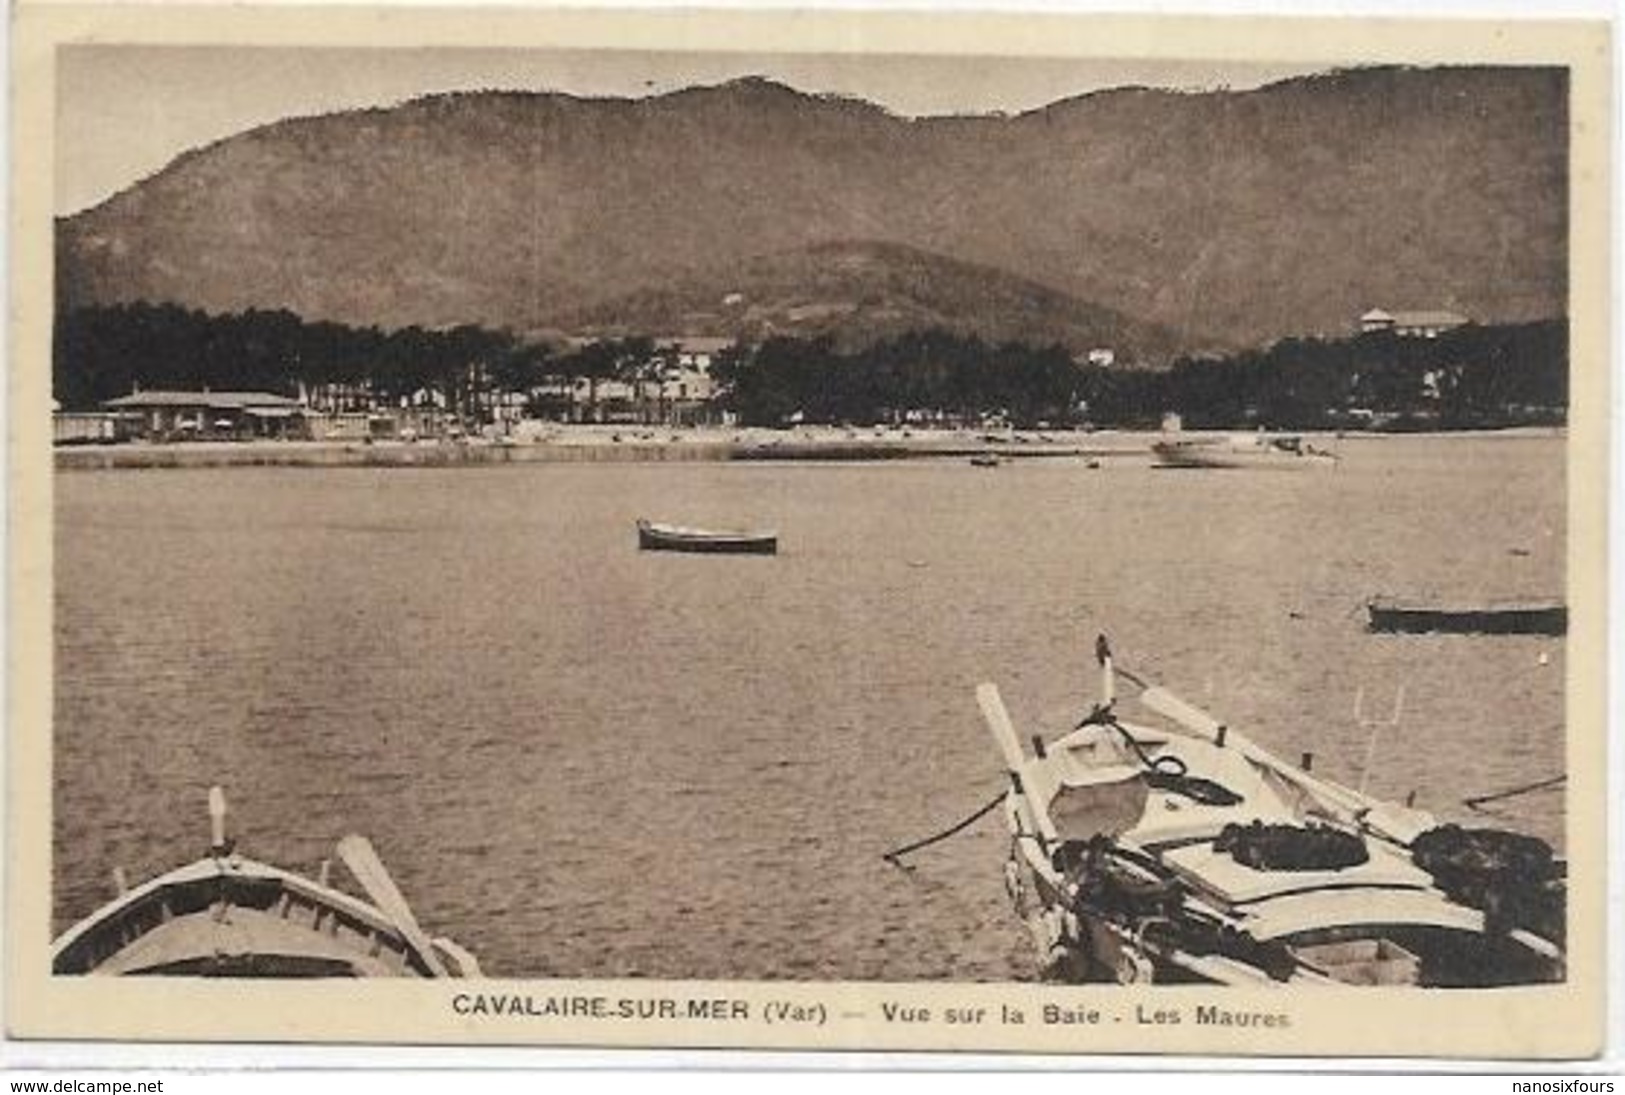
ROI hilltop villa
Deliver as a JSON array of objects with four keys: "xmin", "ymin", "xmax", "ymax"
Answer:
[{"xmin": 1358, "ymin": 308, "xmax": 1471, "ymax": 339}]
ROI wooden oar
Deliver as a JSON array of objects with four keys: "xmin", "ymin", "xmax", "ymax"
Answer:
[
  {"xmin": 1139, "ymin": 687, "xmax": 1226, "ymax": 740},
  {"xmin": 337, "ymin": 834, "xmax": 449, "ymax": 977},
  {"xmin": 1141, "ymin": 682, "xmax": 1438, "ymax": 843},
  {"xmin": 1140, "ymin": 686, "xmax": 1370, "ymax": 817},
  {"xmin": 977, "ymin": 683, "xmax": 1059, "ymax": 848}
]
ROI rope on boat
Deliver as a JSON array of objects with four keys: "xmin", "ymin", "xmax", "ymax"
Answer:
[
  {"xmin": 882, "ymin": 790, "xmax": 1009, "ymax": 870},
  {"xmin": 1464, "ymin": 773, "xmax": 1567, "ymax": 811},
  {"xmin": 1076, "ymin": 703, "xmax": 1188, "ymax": 778},
  {"xmin": 1078, "ymin": 653, "xmax": 1257, "ymax": 805}
]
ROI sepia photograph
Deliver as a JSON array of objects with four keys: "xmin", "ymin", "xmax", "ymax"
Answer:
[{"xmin": 7, "ymin": 3, "xmax": 1613, "ymax": 1060}]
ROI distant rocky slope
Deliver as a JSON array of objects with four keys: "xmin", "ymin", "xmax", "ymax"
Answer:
[
  {"xmin": 57, "ymin": 65, "xmax": 1566, "ymax": 358},
  {"xmin": 557, "ymin": 239, "xmax": 1187, "ymax": 360}
]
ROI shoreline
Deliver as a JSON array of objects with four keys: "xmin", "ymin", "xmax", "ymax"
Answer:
[
  {"xmin": 52, "ymin": 427, "xmax": 1150, "ymax": 471},
  {"xmin": 52, "ymin": 424, "xmax": 1565, "ymax": 471}
]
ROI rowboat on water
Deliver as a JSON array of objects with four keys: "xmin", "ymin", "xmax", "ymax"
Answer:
[
  {"xmin": 52, "ymin": 787, "xmax": 480, "ymax": 977},
  {"xmin": 969, "ymin": 453, "xmax": 1002, "ymax": 468},
  {"xmin": 981, "ymin": 637, "xmax": 1564, "ymax": 987},
  {"xmin": 1367, "ymin": 598, "xmax": 1567, "ymax": 636},
  {"xmin": 636, "ymin": 518, "xmax": 778, "ymax": 555},
  {"xmin": 1151, "ymin": 433, "xmax": 1337, "ymax": 470}
]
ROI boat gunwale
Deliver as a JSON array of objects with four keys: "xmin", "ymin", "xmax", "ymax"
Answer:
[
  {"xmin": 636, "ymin": 518, "xmax": 778, "ymax": 542},
  {"xmin": 1367, "ymin": 597, "xmax": 1566, "ymax": 614},
  {"xmin": 51, "ymin": 852, "xmax": 445, "ymax": 975}
]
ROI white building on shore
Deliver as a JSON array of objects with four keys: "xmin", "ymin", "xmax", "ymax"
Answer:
[{"xmin": 1358, "ymin": 308, "xmax": 1470, "ymax": 339}]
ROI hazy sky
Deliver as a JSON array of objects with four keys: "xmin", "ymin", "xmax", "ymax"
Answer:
[{"xmin": 57, "ymin": 46, "xmax": 1328, "ymax": 215}]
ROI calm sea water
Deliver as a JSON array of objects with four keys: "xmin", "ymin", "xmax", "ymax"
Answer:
[{"xmin": 53, "ymin": 434, "xmax": 1568, "ymax": 981}]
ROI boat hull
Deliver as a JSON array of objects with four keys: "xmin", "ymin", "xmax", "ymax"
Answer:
[
  {"xmin": 1152, "ymin": 437, "xmax": 1336, "ymax": 470},
  {"xmin": 980, "ymin": 673, "xmax": 1565, "ymax": 988},
  {"xmin": 637, "ymin": 520, "xmax": 777, "ymax": 555},
  {"xmin": 51, "ymin": 854, "xmax": 479, "ymax": 978},
  {"xmin": 1367, "ymin": 601, "xmax": 1567, "ymax": 636},
  {"xmin": 1002, "ymin": 821, "xmax": 1301, "ymax": 987}
]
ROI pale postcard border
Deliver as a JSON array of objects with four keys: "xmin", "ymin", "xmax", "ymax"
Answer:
[{"xmin": 6, "ymin": 4, "xmax": 1613, "ymax": 1060}]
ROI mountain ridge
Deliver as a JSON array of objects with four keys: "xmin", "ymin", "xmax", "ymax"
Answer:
[{"xmin": 58, "ymin": 64, "xmax": 1566, "ymax": 357}]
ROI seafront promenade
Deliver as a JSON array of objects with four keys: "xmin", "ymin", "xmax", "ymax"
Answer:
[{"xmin": 52, "ymin": 426, "xmax": 1154, "ymax": 470}]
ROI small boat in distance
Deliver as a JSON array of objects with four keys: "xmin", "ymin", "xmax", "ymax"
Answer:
[
  {"xmin": 969, "ymin": 453, "xmax": 1001, "ymax": 467},
  {"xmin": 1152, "ymin": 433, "xmax": 1337, "ymax": 470},
  {"xmin": 981, "ymin": 636, "xmax": 1564, "ymax": 987},
  {"xmin": 52, "ymin": 787, "xmax": 480, "ymax": 978},
  {"xmin": 1367, "ymin": 598, "xmax": 1567, "ymax": 636},
  {"xmin": 636, "ymin": 518, "xmax": 778, "ymax": 556}
]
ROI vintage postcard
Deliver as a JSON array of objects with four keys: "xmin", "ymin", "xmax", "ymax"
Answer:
[{"xmin": 7, "ymin": 2, "xmax": 1613, "ymax": 1061}]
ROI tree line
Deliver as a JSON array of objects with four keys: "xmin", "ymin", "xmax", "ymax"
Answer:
[
  {"xmin": 54, "ymin": 301, "xmax": 1566, "ymax": 430},
  {"xmin": 714, "ymin": 322, "xmax": 1566, "ymax": 429},
  {"xmin": 1157, "ymin": 321, "xmax": 1568, "ymax": 431},
  {"xmin": 52, "ymin": 303, "xmax": 670, "ymax": 419},
  {"xmin": 711, "ymin": 331, "xmax": 1086, "ymax": 427}
]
